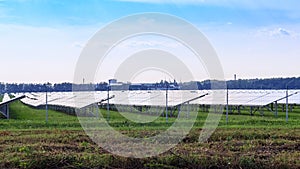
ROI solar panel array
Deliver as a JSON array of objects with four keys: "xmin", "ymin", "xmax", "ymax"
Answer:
[
  {"xmin": 2, "ymin": 93, "xmax": 11, "ymax": 102},
  {"xmin": 190, "ymin": 90, "xmax": 300, "ymax": 106},
  {"xmin": 278, "ymin": 90, "xmax": 300, "ymax": 104},
  {"xmin": 14, "ymin": 90, "xmax": 300, "ymax": 109},
  {"xmin": 109, "ymin": 90, "xmax": 208, "ymax": 106}
]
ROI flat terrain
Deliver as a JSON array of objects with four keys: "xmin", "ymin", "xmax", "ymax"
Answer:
[{"xmin": 0, "ymin": 101, "xmax": 299, "ymax": 168}]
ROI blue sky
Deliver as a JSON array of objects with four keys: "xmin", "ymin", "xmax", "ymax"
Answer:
[{"xmin": 0, "ymin": 0, "xmax": 300, "ymax": 83}]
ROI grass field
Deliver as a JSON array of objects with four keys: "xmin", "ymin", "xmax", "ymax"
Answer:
[{"xmin": 0, "ymin": 101, "xmax": 299, "ymax": 168}]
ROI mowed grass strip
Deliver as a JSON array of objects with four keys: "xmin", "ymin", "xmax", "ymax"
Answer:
[{"xmin": 0, "ymin": 129, "xmax": 299, "ymax": 169}]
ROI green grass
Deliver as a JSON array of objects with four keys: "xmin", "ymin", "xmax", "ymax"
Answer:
[
  {"xmin": 0, "ymin": 101, "xmax": 299, "ymax": 168},
  {"xmin": 3, "ymin": 101, "xmax": 300, "ymax": 135},
  {"xmin": 2, "ymin": 100, "xmax": 299, "ymax": 130},
  {"xmin": 0, "ymin": 101, "xmax": 81, "ymax": 130}
]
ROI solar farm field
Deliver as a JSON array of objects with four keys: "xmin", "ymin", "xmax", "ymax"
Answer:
[{"xmin": 0, "ymin": 91, "xmax": 299, "ymax": 169}]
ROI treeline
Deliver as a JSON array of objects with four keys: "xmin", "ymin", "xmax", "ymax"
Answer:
[
  {"xmin": 226, "ymin": 77, "xmax": 300, "ymax": 89},
  {"xmin": 183, "ymin": 77, "xmax": 300, "ymax": 90},
  {"xmin": 0, "ymin": 82, "xmax": 109, "ymax": 94},
  {"xmin": 0, "ymin": 77, "xmax": 299, "ymax": 94}
]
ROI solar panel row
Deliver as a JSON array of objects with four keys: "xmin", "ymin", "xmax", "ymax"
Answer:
[{"xmin": 14, "ymin": 90, "xmax": 300, "ymax": 109}]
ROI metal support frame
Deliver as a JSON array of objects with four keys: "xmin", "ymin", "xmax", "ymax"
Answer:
[
  {"xmin": 186, "ymin": 102, "xmax": 190, "ymax": 119},
  {"xmin": 260, "ymin": 90, "xmax": 297, "ymax": 119},
  {"xmin": 46, "ymin": 91, "xmax": 48, "ymax": 123},
  {"xmin": 248, "ymin": 106, "xmax": 260, "ymax": 115},
  {"xmin": 107, "ymin": 86, "xmax": 110, "ymax": 121},
  {"xmin": 165, "ymin": 85, "xmax": 168, "ymax": 123},
  {"xmin": 6, "ymin": 104, "xmax": 9, "ymax": 119},
  {"xmin": 0, "ymin": 104, "xmax": 10, "ymax": 119},
  {"xmin": 177, "ymin": 105, "xmax": 181, "ymax": 117},
  {"xmin": 0, "ymin": 95, "xmax": 25, "ymax": 119},
  {"xmin": 226, "ymin": 88, "xmax": 229, "ymax": 124},
  {"xmin": 258, "ymin": 107, "xmax": 264, "ymax": 116},
  {"xmin": 264, "ymin": 105, "xmax": 273, "ymax": 114},
  {"xmin": 176, "ymin": 93, "xmax": 208, "ymax": 119},
  {"xmin": 275, "ymin": 101, "xmax": 278, "ymax": 117},
  {"xmin": 286, "ymin": 89, "xmax": 288, "ymax": 122}
]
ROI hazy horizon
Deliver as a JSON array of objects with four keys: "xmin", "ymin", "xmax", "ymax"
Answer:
[{"xmin": 1, "ymin": 76, "xmax": 300, "ymax": 84}]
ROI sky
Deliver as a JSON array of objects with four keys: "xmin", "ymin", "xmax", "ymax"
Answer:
[{"xmin": 0, "ymin": 0, "xmax": 300, "ymax": 83}]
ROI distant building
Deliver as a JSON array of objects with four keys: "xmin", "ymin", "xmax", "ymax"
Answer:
[
  {"xmin": 129, "ymin": 80, "xmax": 180, "ymax": 90},
  {"xmin": 109, "ymin": 79, "xmax": 117, "ymax": 85}
]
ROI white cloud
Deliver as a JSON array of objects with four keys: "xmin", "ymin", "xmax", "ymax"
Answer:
[
  {"xmin": 256, "ymin": 27, "xmax": 299, "ymax": 38},
  {"xmin": 72, "ymin": 41, "xmax": 86, "ymax": 48},
  {"xmin": 271, "ymin": 28, "xmax": 290, "ymax": 36}
]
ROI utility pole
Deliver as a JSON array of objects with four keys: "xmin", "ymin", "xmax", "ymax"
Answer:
[
  {"xmin": 226, "ymin": 88, "xmax": 229, "ymax": 124},
  {"xmin": 46, "ymin": 89, "xmax": 48, "ymax": 123},
  {"xmin": 107, "ymin": 84, "xmax": 110, "ymax": 121},
  {"xmin": 285, "ymin": 79, "xmax": 294, "ymax": 123},
  {"xmin": 165, "ymin": 82, "xmax": 168, "ymax": 123},
  {"xmin": 286, "ymin": 88, "xmax": 288, "ymax": 123}
]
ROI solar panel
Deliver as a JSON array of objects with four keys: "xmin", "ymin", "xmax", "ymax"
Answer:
[
  {"xmin": 2, "ymin": 93, "xmax": 11, "ymax": 102},
  {"xmin": 19, "ymin": 90, "xmax": 300, "ymax": 109},
  {"xmin": 278, "ymin": 90, "xmax": 300, "ymax": 104}
]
